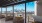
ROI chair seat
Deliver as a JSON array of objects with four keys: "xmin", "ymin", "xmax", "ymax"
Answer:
[{"xmin": 6, "ymin": 16, "xmax": 13, "ymax": 21}]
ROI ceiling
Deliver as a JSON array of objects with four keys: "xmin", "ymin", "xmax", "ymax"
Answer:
[{"xmin": 0, "ymin": 0, "xmax": 37, "ymax": 7}]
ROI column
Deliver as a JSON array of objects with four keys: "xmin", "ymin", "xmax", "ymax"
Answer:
[{"xmin": 34, "ymin": 1, "xmax": 37, "ymax": 16}]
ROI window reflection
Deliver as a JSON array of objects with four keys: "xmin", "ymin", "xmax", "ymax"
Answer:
[
  {"xmin": 7, "ymin": 6, "xmax": 13, "ymax": 16},
  {"xmin": 2, "ymin": 8, "xmax": 6, "ymax": 13},
  {"xmin": 14, "ymin": 3, "xmax": 25, "ymax": 23},
  {"xmin": 5, "ymin": 6, "xmax": 13, "ymax": 23},
  {"xmin": 0, "ymin": 8, "xmax": 1, "ymax": 14},
  {"xmin": 0, "ymin": 1, "xmax": 35, "ymax": 23},
  {"xmin": 26, "ymin": 2, "xmax": 35, "ymax": 23},
  {"xmin": 2, "ymin": 8, "xmax": 6, "ymax": 18},
  {"xmin": 0, "ymin": 7, "xmax": 6, "ymax": 23}
]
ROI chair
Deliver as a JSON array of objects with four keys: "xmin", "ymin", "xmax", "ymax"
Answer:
[
  {"xmin": 5, "ymin": 16, "xmax": 13, "ymax": 21},
  {"xmin": 0, "ymin": 15, "xmax": 5, "ymax": 18},
  {"xmin": 14, "ymin": 17, "xmax": 24, "ymax": 23}
]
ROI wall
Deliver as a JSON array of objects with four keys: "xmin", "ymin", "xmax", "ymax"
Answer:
[
  {"xmin": 37, "ymin": 0, "xmax": 42, "ymax": 16},
  {"xmin": 35, "ymin": 0, "xmax": 42, "ymax": 16}
]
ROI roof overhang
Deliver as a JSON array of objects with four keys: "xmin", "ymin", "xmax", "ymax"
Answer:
[{"xmin": 0, "ymin": 0, "xmax": 37, "ymax": 7}]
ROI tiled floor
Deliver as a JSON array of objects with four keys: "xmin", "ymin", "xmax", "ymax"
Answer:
[
  {"xmin": 5, "ymin": 20, "xmax": 13, "ymax": 23},
  {"xmin": 0, "ymin": 18, "xmax": 13, "ymax": 23},
  {"xmin": 0, "ymin": 18, "xmax": 5, "ymax": 23},
  {"xmin": 0, "ymin": 16, "xmax": 34, "ymax": 23}
]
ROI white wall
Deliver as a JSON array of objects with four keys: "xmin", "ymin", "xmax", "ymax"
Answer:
[{"xmin": 34, "ymin": 1, "xmax": 37, "ymax": 16}]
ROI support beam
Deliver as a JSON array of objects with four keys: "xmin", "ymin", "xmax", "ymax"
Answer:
[
  {"xmin": 1, "ymin": 7, "xmax": 2, "ymax": 15},
  {"xmin": 34, "ymin": 1, "xmax": 37, "ymax": 16},
  {"xmin": 24, "ymin": 2, "xmax": 26, "ymax": 23},
  {"xmin": 12, "ymin": 5, "xmax": 14, "ymax": 23},
  {"xmin": 5, "ymin": 7, "xmax": 7, "ymax": 21}
]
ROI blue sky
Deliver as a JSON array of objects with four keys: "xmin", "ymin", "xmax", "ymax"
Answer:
[
  {"xmin": 26, "ymin": 2, "xmax": 34, "ymax": 11},
  {"xmin": 14, "ymin": 2, "xmax": 35, "ymax": 12},
  {"xmin": 0, "ymin": 2, "xmax": 35, "ymax": 12}
]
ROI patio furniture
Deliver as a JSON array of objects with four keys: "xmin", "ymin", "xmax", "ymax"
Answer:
[
  {"xmin": 0, "ymin": 15, "xmax": 5, "ymax": 19},
  {"xmin": 5, "ymin": 16, "xmax": 13, "ymax": 21},
  {"xmin": 14, "ymin": 17, "xmax": 24, "ymax": 23}
]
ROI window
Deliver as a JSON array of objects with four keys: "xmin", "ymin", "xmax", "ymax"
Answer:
[
  {"xmin": 26, "ymin": 2, "xmax": 35, "ymax": 23},
  {"xmin": 0, "ymin": 8, "xmax": 1, "ymax": 14},
  {"xmin": 5, "ymin": 6, "xmax": 13, "ymax": 23},
  {"xmin": 0, "ymin": 1, "xmax": 36, "ymax": 23},
  {"xmin": 2, "ymin": 8, "xmax": 6, "ymax": 13},
  {"xmin": 14, "ymin": 3, "xmax": 25, "ymax": 23}
]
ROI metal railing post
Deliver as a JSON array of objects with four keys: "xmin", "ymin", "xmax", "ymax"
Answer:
[
  {"xmin": 24, "ymin": 1, "xmax": 26, "ymax": 23},
  {"xmin": 5, "ymin": 7, "xmax": 7, "ymax": 21},
  {"xmin": 1, "ymin": 7, "xmax": 2, "ymax": 16},
  {"xmin": 12, "ymin": 5, "xmax": 15, "ymax": 23}
]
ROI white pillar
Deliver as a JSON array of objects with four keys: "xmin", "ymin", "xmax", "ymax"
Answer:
[
  {"xmin": 34, "ymin": 1, "xmax": 37, "ymax": 16},
  {"xmin": 35, "ymin": 0, "xmax": 42, "ymax": 16}
]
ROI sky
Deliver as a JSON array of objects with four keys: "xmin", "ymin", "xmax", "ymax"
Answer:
[
  {"xmin": 26, "ymin": 2, "xmax": 34, "ymax": 11},
  {"xmin": 0, "ymin": 2, "xmax": 35, "ymax": 12}
]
